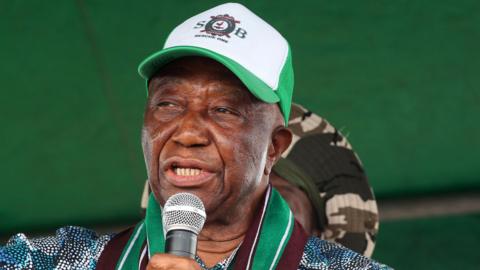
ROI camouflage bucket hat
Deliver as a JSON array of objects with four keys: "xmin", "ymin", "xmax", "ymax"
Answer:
[{"xmin": 272, "ymin": 103, "xmax": 379, "ymax": 257}]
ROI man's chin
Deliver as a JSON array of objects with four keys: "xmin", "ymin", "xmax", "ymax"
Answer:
[{"xmin": 153, "ymin": 182, "xmax": 218, "ymax": 206}]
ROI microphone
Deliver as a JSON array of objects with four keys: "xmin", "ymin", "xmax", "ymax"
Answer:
[{"xmin": 162, "ymin": 193, "xmax": 207, "ymax": 258}]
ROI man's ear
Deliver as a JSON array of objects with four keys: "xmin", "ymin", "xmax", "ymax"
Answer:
[{"xmin": 264, "ymin": 127, "xmax": 293, "ymax": 175}]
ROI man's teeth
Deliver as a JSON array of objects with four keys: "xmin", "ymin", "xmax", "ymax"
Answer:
[{"xmin": 174, "ymin": 167, "xmax": 202, "ymax": 176}]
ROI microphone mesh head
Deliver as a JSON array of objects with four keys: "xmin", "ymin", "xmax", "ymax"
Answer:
[{"xmin": 163, "ymin": 193, "xmax": 206, "ymax": 234}]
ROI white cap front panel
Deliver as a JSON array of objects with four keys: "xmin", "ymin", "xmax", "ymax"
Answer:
[{"xmin": 163, "ymin": 3, "xmax": 288, "ymax": 90}]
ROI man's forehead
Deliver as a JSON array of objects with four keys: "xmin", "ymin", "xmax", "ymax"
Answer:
[
  {"xmin": 153, "ymin": 57, "xmax": 239, "ymax": 81},
  {"xmin": 150, "ymin": 76, "xmax": 254, "ymax": 102},
  {"xmin": 149, "ymin": 57, "xmax": 255, "ymax": 99}
]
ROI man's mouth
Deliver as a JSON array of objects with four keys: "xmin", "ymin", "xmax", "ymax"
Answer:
[
  {"xmin": 162, "ymin": 158, "xmax": 217, "ymax": 187},
  {"xmin": 173, "ymin": 166, "xmax": 202, "ymax": 176}
]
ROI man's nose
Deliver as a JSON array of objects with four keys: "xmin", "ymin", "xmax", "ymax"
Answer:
[{"xmin": 171, "ymin": 112, "xmax": 210, "ymax": 147}]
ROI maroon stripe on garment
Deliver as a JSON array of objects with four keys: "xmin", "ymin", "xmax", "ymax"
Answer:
[
  {"xmin": 233, "ymin": 186, "xmax": 270, "ymax": 270},
  {"xmin": 139, "ymin": 243, "xmax": 149, "ymax": 270},
  {"xmin": 96, "ymin": 227, "xmax": 135, "ymax": 270},
  {"xmin": 275, "ymin": 220, "xmax": 309, "ymax": 270}
]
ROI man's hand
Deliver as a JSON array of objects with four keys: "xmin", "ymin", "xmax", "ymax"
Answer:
[{"xmin": 146, "ymin": 254, "xmax": 202, "ymax": 270}]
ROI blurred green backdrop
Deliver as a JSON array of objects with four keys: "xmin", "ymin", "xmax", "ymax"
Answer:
[{"xmin": 1, "ymin": 0, "xmax": 479, "ymax": 269}]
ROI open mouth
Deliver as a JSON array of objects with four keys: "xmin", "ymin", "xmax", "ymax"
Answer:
[
  {"xmin": 172, "ymin": 165, "xmax": 203, "ymax": 177},
  {"xmin": 163, "ymin": 158, "xmax": 217, "ymax": 187}
]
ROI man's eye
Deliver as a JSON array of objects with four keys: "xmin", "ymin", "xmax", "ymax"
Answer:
[
  {"xmin": 156, "ymin": 101, "xmax": 176, "ymax": 107},
  {"xmin": 215, "ymin": 107, "xmax": 235, "ymax": 114}
]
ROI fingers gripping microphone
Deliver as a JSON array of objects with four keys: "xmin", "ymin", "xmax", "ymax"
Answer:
[{"xmin": 162, "ymin": 193, "xmax": 206, "ymax": 259}]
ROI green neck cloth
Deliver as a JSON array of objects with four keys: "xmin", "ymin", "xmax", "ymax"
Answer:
[{"xmin": 115, "ymin": 186, "xmax": 294, "ymax": 270}]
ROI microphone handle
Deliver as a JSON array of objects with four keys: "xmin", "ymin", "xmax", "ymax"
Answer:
[{"xmin": 165, "ymin": 230, "xmax": 198, "ymax": 259}]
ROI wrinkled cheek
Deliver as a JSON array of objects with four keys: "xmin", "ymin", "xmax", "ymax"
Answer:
[
  {"xmin": 141, "ymin": 128, "xmax": 153, "ymax": 179},
  {"xmin": 235, "ymin": 138, "xmax": 268, "ymax": 190},
  {"xmin": 142, "ymin": 127, "xmax": 163, "ymax": 183},
  {"xmin": 249, "ymin": 143, "xmax": 268, "ymax": 187}
]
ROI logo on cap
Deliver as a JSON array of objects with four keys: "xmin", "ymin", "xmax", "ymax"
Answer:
[
  {"xmin": 194, "ymin": 14, "xmax": 247, "ymax": 43},
  {"xmin": 203, "ymin": 14, "xmax": 239, "ymax": 38}
]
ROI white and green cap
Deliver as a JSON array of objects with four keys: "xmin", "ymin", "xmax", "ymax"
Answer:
[{"xmin": 138, "ymin": 2, "xmax": 294, "ymax": 124}]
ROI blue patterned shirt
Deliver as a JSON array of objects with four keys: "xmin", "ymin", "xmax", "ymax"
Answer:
[{"xmin": 0, "ymin": 226, "xmax": 391, "ymax": 269}]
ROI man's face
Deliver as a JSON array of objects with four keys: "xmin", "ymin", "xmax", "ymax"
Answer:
[{"xmin": 142, "ymin": 57, "xmax": 285, "ymax": 220}]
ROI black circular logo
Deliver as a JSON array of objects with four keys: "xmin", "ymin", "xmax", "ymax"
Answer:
[{"xmin": 203, "ymin": 14, "xmax": 240, "ymax": 38}]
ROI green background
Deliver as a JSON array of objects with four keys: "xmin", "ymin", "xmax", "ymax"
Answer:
[{"xmin": 1, "ymin": 0, "xmax": 479, "ymax": 268}]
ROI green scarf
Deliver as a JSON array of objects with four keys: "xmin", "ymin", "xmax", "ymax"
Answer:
[{"xmin": 115, "ymin": 186, "xmax": 294, "ymax": 270}]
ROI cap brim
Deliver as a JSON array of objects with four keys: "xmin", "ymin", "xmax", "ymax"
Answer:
[{"xmin": 138, "ymin": 46, "xmax": 279, "ymax": 104}]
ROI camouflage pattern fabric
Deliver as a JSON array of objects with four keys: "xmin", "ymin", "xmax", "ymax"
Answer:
[{"xmin": 273, "ymin": 103, "xmax": 379, "ymax": 257}]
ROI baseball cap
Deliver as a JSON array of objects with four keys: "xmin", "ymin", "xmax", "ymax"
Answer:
[{"xmin": 138, "ymin": 3, "xmax": 294, "ymax": 124}]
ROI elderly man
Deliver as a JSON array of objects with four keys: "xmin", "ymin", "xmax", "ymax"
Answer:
[{"xmin": 0, "ymin": 3, "xmax": 390, "ymax": 270}]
